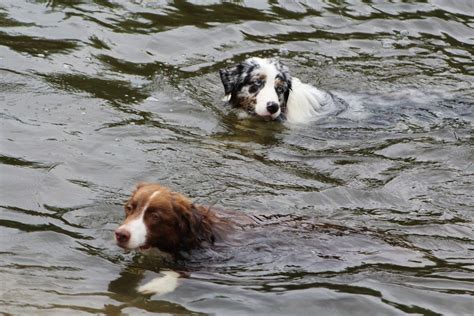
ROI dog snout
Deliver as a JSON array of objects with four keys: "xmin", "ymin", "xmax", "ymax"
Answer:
[
  {"xmin": 115, "ymin": 228, "xmax": 130, "ymax": 245},
  {"xmin": 266, "ymin": 102, "xmax": 279, "ymax": 114}
]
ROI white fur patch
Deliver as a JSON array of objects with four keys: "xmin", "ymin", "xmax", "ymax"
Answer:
[
  {"xmin": 286, "ymin": 77, "xmax": 334, "ymax": 124},
  {"xmin": 137, "ymin": 270, "xmax": 180, "ymax": 295},
  {"xmin": 118, "ymin": 190, "xmax": 161, "ymax": 249},
  {"xmin": 253, "ymin": 59, "xmax": 281, "ymax": 119}
]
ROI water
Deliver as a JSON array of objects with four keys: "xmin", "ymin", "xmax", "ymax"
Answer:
[{"xmin": 1, "ymin": 0, "xmax": 473, "ymax": 315}]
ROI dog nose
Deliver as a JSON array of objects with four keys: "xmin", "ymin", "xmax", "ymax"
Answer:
[
  {"xmin": 266, "ymin": 102, "xmax": 279, "ymax": 114},
  {"xmin": 115, "ymin": 229, "xmax": 130, "ymax": 244}
]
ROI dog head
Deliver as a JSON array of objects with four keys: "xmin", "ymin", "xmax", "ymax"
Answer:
[
  {"xmin": 115, "ymin": 183, "xmax": 193, "ymax": 253},
  {"xmin": 115, "ymin": 183, "xmax": 230, "ymax": 255},
  {"xmin": 219, "ymin": 57, "xmax": 292, "ymax": 120}
]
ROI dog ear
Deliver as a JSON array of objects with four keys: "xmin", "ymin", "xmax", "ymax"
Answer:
[
  {"xmin": 171, "ymin": 194, "xmax": 193, "ymax": 231},
  {"xmin": 171, "ymin": 196, "xmax": 203, "ymax": 250},
  {"xmin": 219, "ymin": 65, "xmax": 241, "ymax": 95},
  {"xmin": 284, "ymin": 78, "xmax": 292, "ymax": 99}
]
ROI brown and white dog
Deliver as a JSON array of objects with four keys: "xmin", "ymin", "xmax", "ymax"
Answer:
[
  {"xmin": 114, "ymin": 183, "xmax": 241, "ymax": 295},
  {"xmin": 115, "ymin": 183, "xmax": 235, "ymax": 257},
  {"xmin": 115, "ymin": 184, "xmax": 421, "ymax": 294},
  {"xmin": 113, "ymin": 183, "xmax": 410, "ymax": 296}
]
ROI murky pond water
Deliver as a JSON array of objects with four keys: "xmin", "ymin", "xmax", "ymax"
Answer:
[{"xmin": 1, "ymin": 0, "xmax": 473, "ymax": 315}]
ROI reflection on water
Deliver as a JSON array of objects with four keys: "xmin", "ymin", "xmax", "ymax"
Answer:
[{"xmin": 0, "ymin": 0, "xmax": 473, "ymax": 314}]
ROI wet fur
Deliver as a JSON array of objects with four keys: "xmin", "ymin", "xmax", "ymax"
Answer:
[
  {"xmin": 220, "ymin": 57, "xmax": 291, "ymax": 120},
  {"xmin": 219, "ymin": 57, "xmax": 346, "ymax": 123},
  {"xmin": 116, "ymin": 183, "xmax": 233, "ymax": 257}
]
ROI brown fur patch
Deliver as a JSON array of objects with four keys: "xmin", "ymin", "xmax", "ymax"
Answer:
[
  {"xmin": 274, "ymin": 78, "xmax": 285, "ymax": 87},
  {"xmin": 119, "ymin": 183, "xmax": 234, "ymax": 256},
  {"xmin": 235, "ymin": 94, "xmax": 257, "ymax": 113}
]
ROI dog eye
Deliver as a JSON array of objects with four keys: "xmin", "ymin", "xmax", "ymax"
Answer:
[
  {"xmin": 253, "ymin": 79, "xmax": 263, "ymax": 87},
  {"xmin": 275, "ymin": 86, "xmax": 284, "ymax": 94},
  {"xmin": 125, "ymin": 205, "xmax": 132, "ymax": 214},
  {"xmin": 149, "ymin": 212, "xmax": 160, "ymax": 221}
]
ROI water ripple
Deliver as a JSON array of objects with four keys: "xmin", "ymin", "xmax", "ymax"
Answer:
[{"xmin": 0, "ymin": 0, "xmax": 473, "ymax": 314}]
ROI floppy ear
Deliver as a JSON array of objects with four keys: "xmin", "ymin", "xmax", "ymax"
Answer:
[
  {"xmin": 284, "ymin": 78, "xmax": 292, "ymax": 101},
  {"xmin": 171, "ymin": 197, "xmax": 204, "ymax": 249},
  {"xmin": 277, "ymin": 62, "xmax": 292, "ymax": 105},
  {"xmin": 219, "ymin": 65, "xmax": 241, "ymax": 95},
  {"xmin": 171, "ymin": 194, "xmax": 194, "ymax": 232}
]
